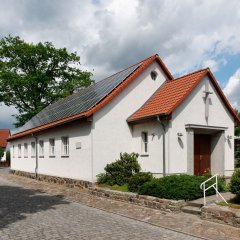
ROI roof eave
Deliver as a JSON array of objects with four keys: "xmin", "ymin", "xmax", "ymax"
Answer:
[
  {"xmin": 8, "ymin": 114, "xmax": 89, "ymax": 141},
  {"xmin": 127, "ymin": 113, "xmax": 170, "ymax": 123}
]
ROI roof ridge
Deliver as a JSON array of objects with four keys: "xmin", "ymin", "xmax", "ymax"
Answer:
[
  {"xmin": 174, "ymin": 68, "xmax": 209, "ymax": 81},
  {"xmin": 50, "ymin": 56, "xmax": 156, "ymax": 105},
  {"xmin": 93, "ymin": 54, "xmax": 157, "ymax": 84},
  {"xmin": 49, "ymin": 55, "xmax": 157, "ymax": 104}
]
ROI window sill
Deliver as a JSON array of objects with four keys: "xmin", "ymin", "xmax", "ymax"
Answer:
[
  {"xmin": 18, "ymin": 157, "xmax": 21, "ymax": 158},
  {"xmin": 49, "ymin": 156, "xmax": 56, "ymax": 158},
  {"xmin": 61, "ymin": 155, "xmax": 69, "ymax": 158},
  {"xmin": 31, "ymin": 156, "xmax": 35, "ymax": 158},
  {"xmin": 39, "ymin": 156, "xmax": 44, "ymax": 158},
  {"xmin": 24, "ymin": 156, "xmax": 28, "ymax": 158},
  {"xmin": 140, "ymin": 153, "xmax": 149, "ymax": 157}
]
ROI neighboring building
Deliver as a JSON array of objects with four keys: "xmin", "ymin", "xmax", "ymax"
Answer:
[
  {"xmin": 0, "ymin": 129, "xmax": 10, "ymax": 161},
  {"xmin": 8, "ymin": 55, "xmax": 240, "ymax": 182}
]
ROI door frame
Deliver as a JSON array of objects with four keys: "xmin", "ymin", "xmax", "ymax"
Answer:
[{"xmin": 186, "ymin": 124, "xmax": 227, "ymax": 176}]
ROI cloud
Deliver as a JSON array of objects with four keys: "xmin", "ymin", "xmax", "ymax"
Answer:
[
  {"xmin": 0, "ymin": 0, "xmax": 240, "ymax": 79},
  {"xmin": 224, "ymin": 69, "xmax": 240, "ymax": 110},
  {"xmin": 1, "ymin": 0, "xmax": 240, "ymax": 126},
  {"xmin": 0, "ymin": 104, "xmax": 17, "ymax": 130}
]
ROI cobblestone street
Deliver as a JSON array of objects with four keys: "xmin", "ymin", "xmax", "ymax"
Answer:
[
  {"xmin": 0, "ymin": 170, "xmax": 240, "ymax": 240},
  {"xmin": 0, "ymin": 172, "xmax": 200, "ymax": 240}
]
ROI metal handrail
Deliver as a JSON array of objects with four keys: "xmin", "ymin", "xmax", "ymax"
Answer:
[{"xmin": 200, "ymin": 174, "xmax": 228, "ymax": 206}]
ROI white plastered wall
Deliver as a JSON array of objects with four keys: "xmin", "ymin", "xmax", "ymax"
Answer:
[
  {"xmin": 92, "ymin": 62, "xmax": 168, "ymax": 180},
  {"xmin": 10, "ymin": 121, "xmax": 93, "ymax": 181},
  {"xmin": 132, "ymin": 122, "xmax": 165, "ymax": 175},
  {"xmin": 170, "ymin": 76, "xmax": 235, "ymax": 176}
]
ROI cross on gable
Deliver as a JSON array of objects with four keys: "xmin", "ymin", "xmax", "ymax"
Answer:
[{"xmin": 203, "ymin": 80, "xmax": 213, "ymax": 120}]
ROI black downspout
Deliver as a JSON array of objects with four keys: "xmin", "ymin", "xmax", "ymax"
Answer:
[
  {"xmin": 32, "ymin": 134, "xmax": 38, "ymax": 179},
  {"xmin": 157, "ymin": 115, "xmax": 167, "ymax": 177}
]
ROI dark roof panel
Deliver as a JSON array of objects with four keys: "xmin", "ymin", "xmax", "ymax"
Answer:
[{"xmin": 13, "ymin": 63, "xmax": 141, "ymax": 134}]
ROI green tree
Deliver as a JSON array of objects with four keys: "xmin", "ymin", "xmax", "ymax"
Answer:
[
  {"xmin": 235, "ymin": 109, "xmax": 240, "ymax": 136},
  {"xmin": 235, "ymin": 109, "xmax": 240, "ymax": 168},
  {"xmin": 0, "ymin": 148, "xmax": 4, "ymax": 160},
  {"xmin": 0, "ymin": 35, "xmax": 93, "ymax": 127}
]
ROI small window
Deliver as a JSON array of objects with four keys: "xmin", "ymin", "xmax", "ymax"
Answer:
[
  {"xmin": 12, "ymin": 145, "xmax": 15, "ymax": 158},
  {"xmin": 39, "ymin": 140, "xmax": 44, "ymax": 157},
  {"xmin": 24, "ymin": 143, "xmax": 28, "ymax": 158},
  {"xmin": 31, "ymin": 142, "xmax": 36, "ymax": 157},
  {"xmin": 151, "ymin": 71, "xmax": 158, "ymax": 80},
  {"xmin": 141, "ymin": 132, "xmax": 148, "ymax": 154},
  {"xmin": 49, "ymin": 138, "xmax": 55, "ymax": 156},
  {"xmin": 61, "ymin": 137, "xmax": 69, "ymax": 156},
  {"xmin": 18, "ymin": 144, "xmax": 21, "ymax": 158}
]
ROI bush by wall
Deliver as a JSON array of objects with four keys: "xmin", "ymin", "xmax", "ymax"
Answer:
[
  {"xmin": 138, "ymin": 174, "xmax": 225, "ymax": 201},
  {"xmin": 97, "ymin": 152, "xmax": 140, "ymax": 186},
  {"xmin": 230, "ymin": 168, "xmax": 240, "ymax": 203},
  {"xmin": 128, "ymin": 172, "xmax": 153, "ymax": 192}
]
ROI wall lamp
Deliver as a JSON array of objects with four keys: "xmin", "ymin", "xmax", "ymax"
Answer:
[
  {"xmin": 177, "ymin": 132, "xmax": 183, "ymax": 137},
  {"xmin": 226, "ymin": 135, "xmax": 232, "ymax": 140}
]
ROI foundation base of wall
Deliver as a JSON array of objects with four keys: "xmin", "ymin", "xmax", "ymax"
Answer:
[{"xmin": 10, "ymin": 170, "xmax": 93, "ymax": 189}]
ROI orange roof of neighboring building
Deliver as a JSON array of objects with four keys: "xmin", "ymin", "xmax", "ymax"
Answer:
[
  {"xmin": 128, "ymin": 68, "xmax": 240, "ymax": 125},
  {"xmin": 9, "ymin": 54, "xmax": 173, "ymax": 140},
  {"xmin": 0, "ymin": 129, "xmax": 10, "ymax": 148}
]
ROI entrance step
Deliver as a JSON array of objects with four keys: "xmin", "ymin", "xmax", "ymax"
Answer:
[
  {"xmin": 182, "ymin": 206, "xmax": 202, "ymax": 215},
  {"xmin": 187, "ymin": 202, "xmax": 203, "ymax": 208}
]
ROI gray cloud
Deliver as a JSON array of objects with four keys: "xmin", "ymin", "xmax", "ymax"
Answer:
[
  {"xmin": 0, "ymin": 104, "xmax": 17, "ymax": 130},
  {"xmin": 1, "ymin": 0, "xmax": 240, "ymax": 129}
]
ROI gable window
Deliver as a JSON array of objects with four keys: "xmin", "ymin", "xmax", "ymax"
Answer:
[
  {"xmin": 24, "ymin": 143, "xmax": 28, "ymax": 158},
  {"xmin": 61, "ymin": 137, "xmax": 69, "ymax": 156},
  {"xmin": 31, "ymin": 142, "xmax": 36, "ymax": 157},
  {"xmin": 49, "ymin": 138, "xmax": 55, "ymax": 157},
  {"xmin": 150, "ymin": 70, "xmax": 158, "ymax": 81},
  {"xmin": 18, "ymin": 144, "xmax": 21, "ymax": 158},
  {"xmin": 39, "ymin": 140, "xmax": 44, "ymax": 157},
  {"xmin": 141, "ymin": 132, "xmax": 148, "ymax": 155}
]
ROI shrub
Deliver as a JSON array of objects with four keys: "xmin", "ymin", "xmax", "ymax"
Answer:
[
  {"xmin": 128, "ymin": 172, "xmax": 153, "ymax": 192},
  {"xmin": 230, "ymin": 168, "xmax": 240, "ymax": 202},
  {"xmin": 0, "ymin": 148, "xmax": 4, "ymax": 160},
  {"xmin": 6, "ymin": 150, "xmax": 10, "ymax": 162},
  {"xmin": 138, "ymin": 174, "xmax": 225, "ymax": 201},
  {"xmin": 97, "ymin": 152, "xmax": 140, "ymax": 186}
]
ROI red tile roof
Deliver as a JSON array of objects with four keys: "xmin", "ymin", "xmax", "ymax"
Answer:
[
  {"xmin": 0, "ymin": 129, "xmax": 10, "ymax": 148},
  {"xmin": 128, "ymin": 68, "xmax": 240, "ymax": 125},
  {"xmin": 9, "ymin": 54, "xmax": 173, "ymax": 140}
]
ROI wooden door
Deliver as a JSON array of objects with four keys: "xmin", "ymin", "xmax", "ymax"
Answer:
[{"xmin": 194, "ymin": 134, "xmax": 211, "ymax": 175}]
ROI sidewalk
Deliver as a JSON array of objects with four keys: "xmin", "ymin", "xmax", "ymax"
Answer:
[{"xmin": 0, "ymin": 173, "xmax": 239, "ymax": 240}]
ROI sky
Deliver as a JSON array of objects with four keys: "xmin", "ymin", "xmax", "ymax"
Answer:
[{"xmin": 0, "ymin": 0, "xmax": 240, "ymax": 130}]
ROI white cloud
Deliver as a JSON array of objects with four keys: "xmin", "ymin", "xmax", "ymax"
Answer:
[
  {"xmin": 202, "ymin": 59, "xmax": 219, "ymax": 72},
  {"xmin": 0, "ymin": 0, "xmax": 240, "ymax": 79},
  {"xmin": 224, "ymin": 69, "xmax": 240, "ymax": 110},
  {"xmin": 1, "ymin": 0, "xmax": 240, "ymax": 125}
]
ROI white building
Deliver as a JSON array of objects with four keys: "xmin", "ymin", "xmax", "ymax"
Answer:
[{"xmin": 8, "ymin": 55, "xmax": 240, "ymax": 182}]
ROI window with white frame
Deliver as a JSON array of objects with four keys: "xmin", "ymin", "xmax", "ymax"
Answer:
[
  {"xmin": 12, "ymin": 145, "xmax": 15, "ymax": 158},
  {"xmin": 31, "ymin": 142, "xmax": 36, "ymax": 157},
  {"xmin": 61, "ymin": 137, "xmax": 69, "ymax": 156},
  {"xmin": 18, "ymin": 144, "xmax": 21, "ymax": 158},
  {"xmin": 24, "ymin": 143, "xmax": 28, "ymax": 158},
  {"xmin": 39, "ymin": 140, "xmax": 44, "ymax": 157},
  {"xmin": 49, "ymin": 138, "xmax": 55, "ymax": 156},
  {"xmin": 141, "ymin": 132, "xmax": 148, "ymax": 154}
]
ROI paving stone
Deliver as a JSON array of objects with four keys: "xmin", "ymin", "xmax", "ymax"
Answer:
[{"xmin": 0, "ymin": 170, "xmax": 240, "ymax": 240}]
